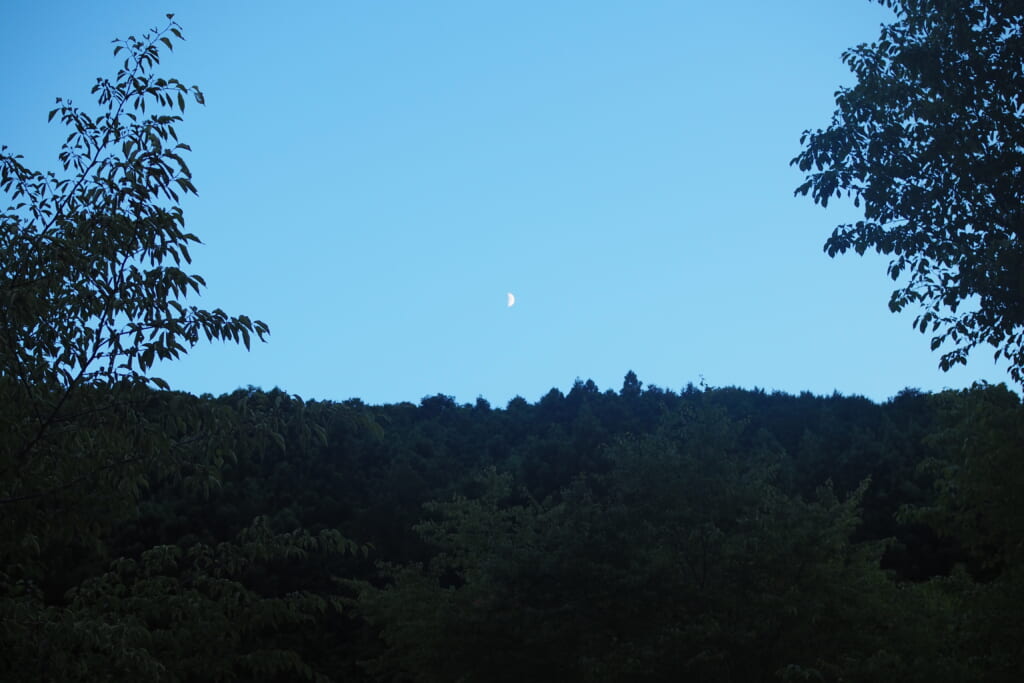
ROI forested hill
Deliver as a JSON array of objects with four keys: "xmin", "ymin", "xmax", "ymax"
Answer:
[{"xmin": 5, "ymin": 374, "xmax": 1022, "ymax": 681}]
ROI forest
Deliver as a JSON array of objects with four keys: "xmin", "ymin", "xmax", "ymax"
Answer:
[
  {"xmin": 3, "ymin": 2, "xmax": 1024, "ymax": 681},
  {"xmin": 3, "ymin": 376, "xmax": 1024, "ymax": 681}
]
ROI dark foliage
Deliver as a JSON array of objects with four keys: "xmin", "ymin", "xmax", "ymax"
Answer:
[
  {"xmin": 9, "ymin": 375, "xmax": 1008, "ymax": 682},
  {"xmin": 794, "ymin": 0, "xmax": 1024, "ymax": 383}
]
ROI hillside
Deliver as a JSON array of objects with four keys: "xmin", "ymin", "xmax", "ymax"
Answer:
[{"xmin": 5, "ymin": 375, "xmax": 1022, "ymax": 681}]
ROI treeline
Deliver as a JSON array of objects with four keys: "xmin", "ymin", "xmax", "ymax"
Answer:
[{"xmin": 3, "ymin": 374, "xmax": 1022, "ymax": 681}]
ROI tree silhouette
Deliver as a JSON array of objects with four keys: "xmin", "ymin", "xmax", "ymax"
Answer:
[{"xmin": 793, "ymin": 0, "xmax": 1024, "ymax": 384}]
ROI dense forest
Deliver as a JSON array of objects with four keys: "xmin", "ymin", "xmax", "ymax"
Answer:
[
  {"xmin": 3, "ymin": 374, "xmax": 1024, "ymax": 681},
  {"xmin": 4, "ymin": 2, "xmax": 1024, "ymax": 680}
]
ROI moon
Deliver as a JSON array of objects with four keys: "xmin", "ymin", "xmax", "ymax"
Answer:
[{"xmin": 507, "ymin": 292, "xmax": 515, "ymax": 308}]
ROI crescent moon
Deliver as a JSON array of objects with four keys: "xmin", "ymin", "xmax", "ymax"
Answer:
[{"xmin": 507, "ymin": 292, "xmax": 516, "ymax": 307}]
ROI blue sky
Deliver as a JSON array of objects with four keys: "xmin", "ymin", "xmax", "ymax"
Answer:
[{"xmin": 2, "ymin": 1, "xmax": 1013, "ymax": 405}]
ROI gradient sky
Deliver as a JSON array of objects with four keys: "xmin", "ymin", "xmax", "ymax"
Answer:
[{"xmin": 2, "ymin": 1, "xmax": 1014, "ymax": 405}]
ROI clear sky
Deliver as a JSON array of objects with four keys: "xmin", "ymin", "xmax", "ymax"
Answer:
[{"xmin": 2, "ymin": 1, "xmax": 1014, "ymax": 405}]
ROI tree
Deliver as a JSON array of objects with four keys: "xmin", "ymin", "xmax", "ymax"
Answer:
[
  {"xmin": 0, "ymin": 15, "xmax": 268, "ymax": 532},
  {"xmin": 0, "ymin": 21, "xmax": 371, "ymax": 680},
  {"xmin": 792, "ymin": 0, "xmax": 1024, "ymax": 383},
  {"xmin": 0, "ymin": 15, "xmax": 281, "ymax": 671},
  {"xmin": 620, "ymin": 369, "xmax": 642, "ymax": 399}
]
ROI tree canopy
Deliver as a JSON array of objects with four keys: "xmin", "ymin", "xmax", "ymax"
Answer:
[
  {"xmin": 0, "ymin": 19, "xmax": 355, "ymax": 680},
  {"xmin": 0, "ymin": 15, "xmax": 269, "ymax": 529},
  {"xmin": 792, "ymin": 0, "xmax": 1024, "ymax": 384}
]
